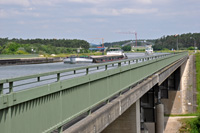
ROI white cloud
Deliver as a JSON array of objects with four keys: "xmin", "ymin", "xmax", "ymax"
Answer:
[
  {"xmin": 137, "ymin": 0, "xmax": 152, "ymax": 4},
  {"xmin": 0, "ymin": 0, "xmax": 30, "ymax": 6},
  {"xmin": 0, "ymin": 8, "xmax": 41, "ymax": 18},
  {"xmin": 156, "ymin": 10, "xmax": 200, "ymax": 17},
  {"xmin": 30, "ymin": 0, "xmax": 57, "ymax": 6},
  {"xmin": 89, "ymin": 8, "xmax": 119, "ymax": 16},
  {"xmin": 136, "ymin": 0, "xmax": 170, "ymax": 5},
  {"xmin": 88, "ymin": 8, "xmax": 158, "ymax": 16},
  {"xmin": 0, "ymin": 0, "xmax": 60, "ymax": 7},
  {"xmin": 67, "ymin": 0, "xmax": 99, "ymax": 4},
  {"xmin": 66, "ymin": 0, "xmax": 123, "ymax": 4},
  {"xmin": 121, "ymin": 8, "xmax": 158, "ymax": 14}
]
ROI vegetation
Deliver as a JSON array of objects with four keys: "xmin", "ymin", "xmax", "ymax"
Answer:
[
  {"xmin": 196, "ymin": 53, "xmax": 200, "ymax": 112},
  {"xmin": 153, "ymin": 33, "xmax": 200, "ymax": 50},
  {"xmin": 179, "ymin": 117, "xmax": 200, "ymax": 132},
  {"xmin": 179, "ymin": 52, "xmax": 200, "ymax": 132},
  {"xmin": 104, "ymin": 33, "xmax": 200, "ymax": 51},
  {"xmin": 165, "ymin": 113, "xmax": 198, "ymax": 117},
  {"xmin": 0, "ymin": 38, "xmax": 90, "ymax": 55},
  {"xmin": 122, "ymin": 45, "xmax": 131, "ymax": 51}
]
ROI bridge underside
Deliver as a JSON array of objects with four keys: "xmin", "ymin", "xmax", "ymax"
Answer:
[{"xmin": 63, "ymin": 55, "xmax": 188, "ymax": 133}]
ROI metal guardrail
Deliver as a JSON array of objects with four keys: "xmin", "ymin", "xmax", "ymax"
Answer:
[
  {"xmin": 0, "ymin": 52, "xmax": 188, "ymax": 133},
  {"xmin": 0, "ymin": 53, "xmax": 171, "ymax": 94}
]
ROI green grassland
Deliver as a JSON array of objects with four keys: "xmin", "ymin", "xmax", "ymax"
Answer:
[{"xmin": 179, "ymin": 52, "xmax": 200, "ymax": 132}]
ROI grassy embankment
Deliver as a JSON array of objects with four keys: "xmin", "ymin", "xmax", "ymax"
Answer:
[{"xmin": 179, "ymin": 52, "xmax": 200, "ymax": 132}]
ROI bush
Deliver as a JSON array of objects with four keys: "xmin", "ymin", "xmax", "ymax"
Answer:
[
  {"xmin": 122, "ymin": 45, "xmax": 131, "ymax": 51},
  {"xmin": 188, "ymin": 47, "xmax": 195, "ymax": 50},
  {"xmin": 163, "ymin": 48, "xmax": 170, "ymax": 51},
  {"xmin": 136, "ymin": 49, "xmax": 145, "ymax": 51},
  {"xmin": 16, "ymin": 50, "xmax": 29, "ymax": 54}
]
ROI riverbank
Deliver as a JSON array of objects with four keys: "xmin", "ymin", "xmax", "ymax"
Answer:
[{"xmin": 0, "ymin": 57, "xmax": 63, "ymax": 66}]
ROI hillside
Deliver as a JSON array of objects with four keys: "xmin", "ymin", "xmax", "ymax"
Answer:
[
  {"xmin": 104, "ymin": 40, "xmax": 153, "ymax": 47},
  {"xmin": 153, "ymin": 33, "xmax": 200, "ymax": 50}
]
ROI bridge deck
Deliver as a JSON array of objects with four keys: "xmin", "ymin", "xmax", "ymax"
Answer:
[{"xmin": 0, "ymin": 52, "xmax": 188, "ymax": 133}]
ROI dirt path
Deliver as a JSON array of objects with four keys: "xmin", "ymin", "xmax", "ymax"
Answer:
[{"xmin": 164, "ymin": 116, "xmax": 197, "ymax": 133}]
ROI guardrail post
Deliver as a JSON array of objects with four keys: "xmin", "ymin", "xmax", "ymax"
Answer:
[
  {"xmin": 37, "ymin": 77, "xmax": 40, "ymax": 82},
  {"xmin": 112, "ymin": 64, "xmax": 114, "ymax": 67},
  {"xmin": 58, "ymin": 126, "xmax": 63, "ymax": 133},
  {"xmin": 118, "ymin": 62, "xmax": 121, "ymax": 67},
  {"xmin": 0, "ymin": 83, "xmax": 3, "ymax": 95},
  {"xmin": 97, "ymin": 66, "xmax": 99, "ymax": 70},
  {"xmin": 9, "ymin": 82, "xmax": 13, "ymax": 93},
  {"xmin": 105, "ymin": 65, "xmax": 107, "ymax": 70},
  {"xmin": 74, "ymin": 70, "xmax": 76, "ymax": 74},
  {"xmin": 86, "ymin": 68, "xmax": 89, "ymax": 74},
  {"xmin": 57, "ymin": 73, "xmax": 60, "ymax": 81},
  {"xmin": 107, "ymin": 99, "xmax": 110, "ymax": 103},
  {"xmin": 129, "ymin": 61, "xmax": 130, "ymax": 64},
  {"xmin": 88, "ymin": 109, "xmax": 91, "ymax": 115}
]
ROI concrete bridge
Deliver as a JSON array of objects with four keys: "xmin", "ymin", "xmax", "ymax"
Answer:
[{"xmin": 0, "ymin": 52, "xmax": 189, "ymax": 133}]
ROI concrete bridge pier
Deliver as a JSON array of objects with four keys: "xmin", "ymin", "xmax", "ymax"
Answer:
[
  {"xmin": 102, "ymin": 100, "xmax": 140, "ymax": 133},
  {"xmin": 155, "ymin": 103, "xmax": 164, "ymax": 133},
  {"xmin": 155, "ymin": 87, "xmax": 164, "ymax": 133}
]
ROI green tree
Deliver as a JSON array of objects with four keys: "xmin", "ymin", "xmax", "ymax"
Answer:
[
  {"xmin": 122, "ymin": 45, "xmax": 131, "ymax": 51},
  {"xmin": 2, "ymin": 42, "xmax": 20, "ymax": 54}
]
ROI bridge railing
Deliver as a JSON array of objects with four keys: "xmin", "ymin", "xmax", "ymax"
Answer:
[
  {"xmin": 0, "ymin": 52, "xmax": 188, "ymax": 133},
  {"xmin": 0, "ymin": 53, "xmax": 170, "ymax": 94}
]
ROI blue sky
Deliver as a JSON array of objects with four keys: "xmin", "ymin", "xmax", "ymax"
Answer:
[{"xmin": 0, "ymin": 0, "xmax": 200, "ymax": 43}]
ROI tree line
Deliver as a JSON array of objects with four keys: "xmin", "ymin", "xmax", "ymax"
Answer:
[
  {"xmin": 153, "ymin": 33, "xmax": 200, "ymax": 50},
  {"xmin": 0, "ymin": 38, "xmax": 90, "ymax": 54},
  {"xmin": 104, "ymin": 33, "xmax": 200, "ymax": 51}
]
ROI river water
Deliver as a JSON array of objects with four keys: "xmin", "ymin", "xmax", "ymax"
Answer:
[{"xmin": 0, "ymin": 53, "xmax": 148, "ymax": 79}]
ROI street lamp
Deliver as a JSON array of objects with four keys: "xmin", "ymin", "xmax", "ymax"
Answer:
[
  {"xmin": 190, "ymin": 37, "xmax": 197, "ymax": 53},
  {"xmin": 175, "ymin": 34, "xmax": 179, "ymax": 50}
]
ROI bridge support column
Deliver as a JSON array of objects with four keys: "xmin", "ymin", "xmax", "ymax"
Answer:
[
  {"xmin": 102, "ymin": 100, "xmax": 140, "ymax": 133},
  {"xmin": 155, "ymin": 103, "xmax": 164, "ymax": 133}
]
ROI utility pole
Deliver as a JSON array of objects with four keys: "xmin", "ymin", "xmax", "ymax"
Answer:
[
  {"xmin": 190, "ymin": 37, "xmax": 197, "ymax": 53},
  {"xmin": 175, "ymin": 34, "xmax": 179, "ymax": 50}
]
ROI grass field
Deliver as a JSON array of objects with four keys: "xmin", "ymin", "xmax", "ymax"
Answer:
[
  {"xmin": 179, "ymin": 52, "xmax": 200, "ymax": 132},
  {"xmin": 196, "ymin": 53, "xmax": 200, "ymax": 112}
]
